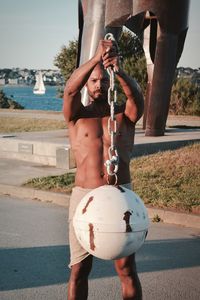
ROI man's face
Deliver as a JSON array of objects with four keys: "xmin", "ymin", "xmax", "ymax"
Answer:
[{"xmin": 86, "ymin": 65, "xmax": 109, "ymax": 102}]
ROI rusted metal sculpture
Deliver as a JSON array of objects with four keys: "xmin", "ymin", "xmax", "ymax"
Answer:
[{"xmin": 77, "ymin": 0, "xmax": 190, "ymax": 136}]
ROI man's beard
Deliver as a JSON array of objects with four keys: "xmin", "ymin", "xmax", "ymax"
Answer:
[{"xmin": 92, "ymin": 89, "xmax": 107, "ymax": 101}]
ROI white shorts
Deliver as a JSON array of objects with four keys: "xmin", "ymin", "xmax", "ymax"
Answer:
[{"xmin": 68, "ymin": 183, "xmax": 132, "ymax": 268}]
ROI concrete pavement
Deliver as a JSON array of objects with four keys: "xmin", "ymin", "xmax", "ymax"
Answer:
[{"xmin": 0, "ymin": 195, "xmax": 199, "ymax": 300}]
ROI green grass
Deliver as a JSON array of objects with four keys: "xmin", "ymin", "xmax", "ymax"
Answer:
[
  {"xmin": 0, "ymin": 117, "xmax": 67, "ymax": 133},
  {"xmin": 23, "ymin": 143, "xmax": 200, "ymax": 213},
  {"xmin": 24, "ymin": 172, "xmax": 75, "ymax": 194},
  {"xmin": 130, "ymin": 143, "xmax": 200, "ymax": 213}
]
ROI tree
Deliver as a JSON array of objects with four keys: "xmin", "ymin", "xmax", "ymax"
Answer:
[
  {"xmin": 54, "ymin": 33, "xmax": 199, "ymax": 116},
  {"xmin": 170, "ymin": 78, "xmax": 200, "ymax": 116},
  {"xmin": 0, "ymin": 90, "xmax": 9, "ymax": 108},
  {"xmin": 107, "ymin": 30, "xmax": 147, "ymax": 103},
  {"xmin": 0, "ymin": 89, "xmax": 24, "ymax": 109},
  {"xmin": 54, "ymin": 40, "xmax": 78, "ymax": 82},
  {"xmin": 54, "ymin": 30, "xmax": 147, "ymax": 99}
]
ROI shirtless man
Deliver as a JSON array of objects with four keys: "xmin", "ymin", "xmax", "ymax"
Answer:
[{"xmin": 63, "ymin": 39, "xmax": 144, "ymax": 300}]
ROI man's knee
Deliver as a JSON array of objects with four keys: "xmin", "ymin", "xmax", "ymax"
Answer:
[
  {"xmin": 114, "ymin": 254, "xmax": 137, "ymax": 277},
  {"xmin": 70, "ymin": 255, "xmax": 93, "ymax": 281},
  {"xmin": 115, "ymin": 254, "xmax": 142, "ymax": 299}
]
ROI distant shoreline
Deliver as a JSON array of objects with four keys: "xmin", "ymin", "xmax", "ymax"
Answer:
[
  {"xmin": 1, "ymin": 85, "xmax": 63, "ymax": 111},
  {"xmin": 0, "ymin": 84, "xmax": 60, "ymax": 88},
  {"xmin": 0, "ymin": 108, "xmax": 63, "ymax": 114},
  {"xmin": 0, "ymin": 84, "xmax": 33, "ymax": 88}
]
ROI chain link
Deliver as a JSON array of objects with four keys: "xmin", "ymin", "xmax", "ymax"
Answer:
[{"xmin": 104, "ymin": 33, "xmax": 119, "ymax": 185}]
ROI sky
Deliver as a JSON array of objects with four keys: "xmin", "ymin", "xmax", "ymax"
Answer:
[{"xmin": 0, "ymin": 0, "xmax": 199, "ymax": 69}]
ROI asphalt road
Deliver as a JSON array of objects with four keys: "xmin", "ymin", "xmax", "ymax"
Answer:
[{"xmin": 0, "ymin": 195, "xmax": 200, "ymax": 300}]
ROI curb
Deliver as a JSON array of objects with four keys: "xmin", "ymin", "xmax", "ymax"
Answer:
[
  {"xmin": 0, "ymin": 183, "xmax": 70, "ymax": 207},
  {"xmin": 0, "ymin": 183, "xmax": 199, "ymax": 230},
  {"xmin": 147, "ymin": 207, "xmax": 200, "ymax": 229}
]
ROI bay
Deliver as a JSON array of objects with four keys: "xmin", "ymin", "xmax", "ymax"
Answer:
[{"xmin": 2, "ymin": 86, "xmax": 63, "ymax": 111}]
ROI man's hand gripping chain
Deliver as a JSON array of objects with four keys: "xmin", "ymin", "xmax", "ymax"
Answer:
[{"xmin": 104, "ymin": 33, "xmax": 119, "ymax": 185}]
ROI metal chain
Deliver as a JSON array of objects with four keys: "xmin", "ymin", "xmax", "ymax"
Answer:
[{"xmin": 104, "ymin": 33, "xmax": 119, "ymax": 185}]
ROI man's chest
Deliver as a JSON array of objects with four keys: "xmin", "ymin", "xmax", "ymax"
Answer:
[{"xmin": 69, "ymin": 113, "xmax": 135, "ymax": 146}]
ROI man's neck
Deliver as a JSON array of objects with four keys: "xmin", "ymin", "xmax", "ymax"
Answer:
[{"xmin": 86, "ymin": 100, "xmax": 110, "ymax": 117}]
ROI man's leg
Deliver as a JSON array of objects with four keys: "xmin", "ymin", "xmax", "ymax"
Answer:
[
  {"xmin": 114, "ymin": 254, "xmax": 142, "ymax": 300},
  {"xmin": 68, "ymin": 255, "xmax": 93, "ymax": 300}
]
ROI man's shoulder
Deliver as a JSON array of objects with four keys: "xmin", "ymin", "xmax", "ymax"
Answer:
[
  {"xmin": 115, "ymin": 103, "xmax": 126, "ymax": 114},
  {"xmin": 68, "ymin": 102, "xmax": 126, "ymax": 125}
]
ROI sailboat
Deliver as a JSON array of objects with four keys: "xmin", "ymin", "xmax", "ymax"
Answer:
[{"xmin": 33, "ymin": 71, "xmax": 46, "ymax": 95}]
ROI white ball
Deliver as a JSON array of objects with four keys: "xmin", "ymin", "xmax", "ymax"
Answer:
[{"xmin": 73, "ymin": 185, "xmax": 149, "ymax": 260}]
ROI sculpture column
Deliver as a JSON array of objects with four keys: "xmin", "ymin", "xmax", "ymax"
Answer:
[
  {"xmin": 78, "ymin": 0, "xmax": 106, "ymax": 106},
  {"xmin": 145, "ymin": 27, "xmax": 178, "ymax": 136},
  {"xmin": 142, "ymin": 13, "xmax": 154, "ymax": 129}
]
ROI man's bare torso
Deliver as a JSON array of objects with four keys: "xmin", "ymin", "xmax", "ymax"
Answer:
[{"xmin": 69, "ymin": 108, "xmax": 135, "ymax": 188}]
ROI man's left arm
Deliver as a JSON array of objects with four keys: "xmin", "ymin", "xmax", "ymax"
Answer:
[
  {"xmin": 116, "ymin": 69, "xmax": 144, "ymax": 123},
  {"xmin": 102, "ymin": 45, "xmax": 144, "ymax": 123}
]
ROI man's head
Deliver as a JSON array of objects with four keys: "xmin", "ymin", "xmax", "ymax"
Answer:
[{"xmin": 86, "ymin": 63, "xmax": 109, "ymax": 102}]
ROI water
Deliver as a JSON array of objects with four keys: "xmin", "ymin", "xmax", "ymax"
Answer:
[{"xmin": 2, "ymin": 86, "xmax": 63, "ymax": 111}]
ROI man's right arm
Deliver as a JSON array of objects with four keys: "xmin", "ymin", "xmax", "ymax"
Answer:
[
  {"xmin": 63, "ymin": 57, "xmax": 98, "ymax": 123},
  {"xmin": 63, "ymin": 40, "xmax": 113, "ymax": 123}
]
